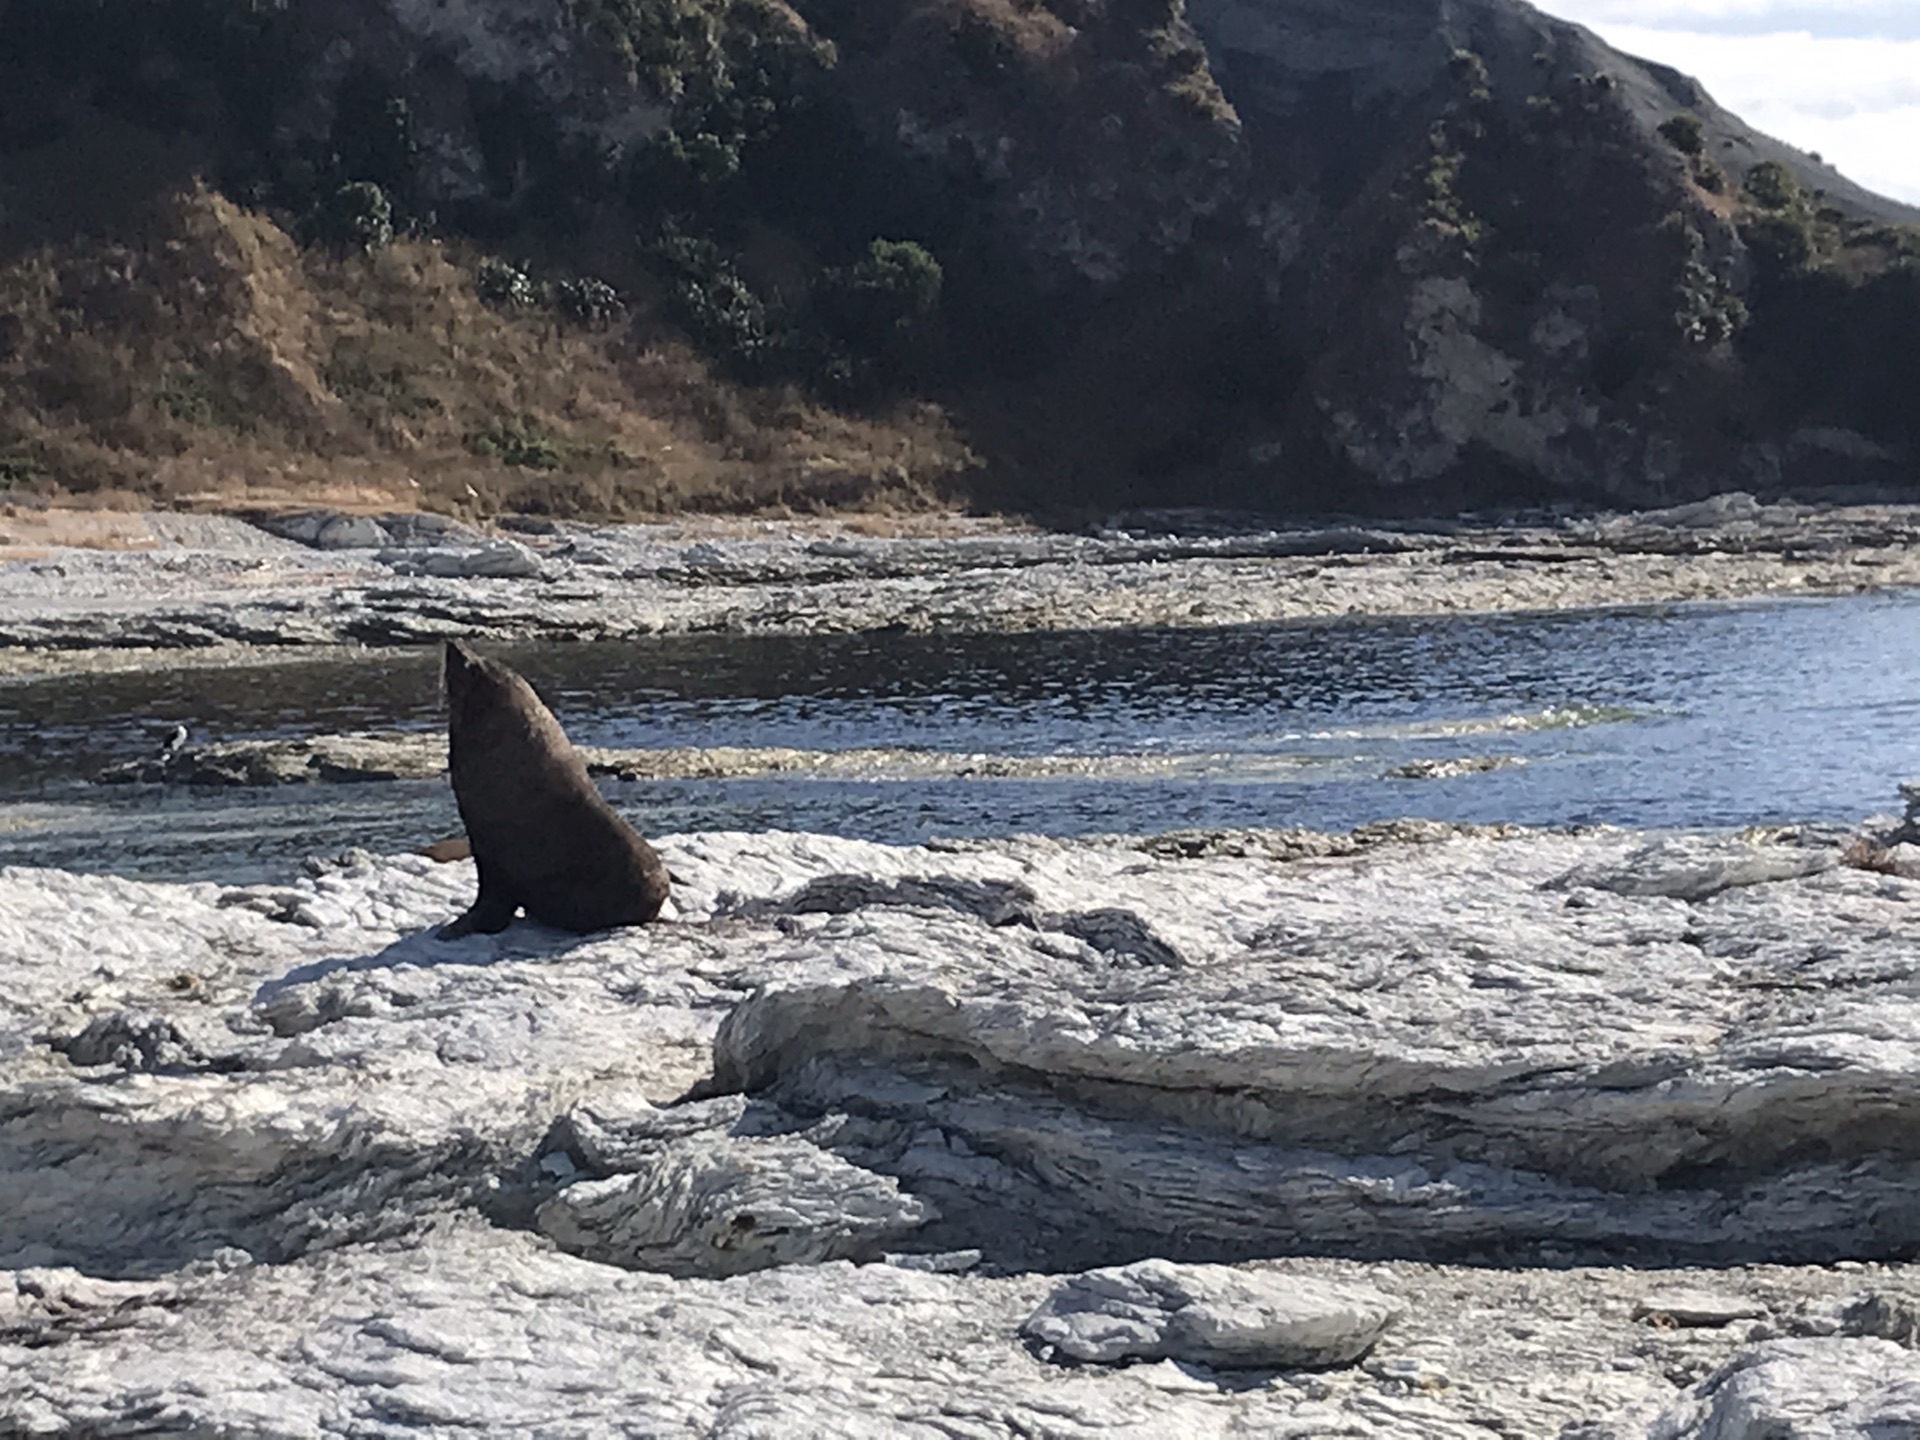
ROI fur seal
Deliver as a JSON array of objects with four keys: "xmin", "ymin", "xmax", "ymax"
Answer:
[{"xmin": 439, "ymin": 639, "xmax": 669, "ymax": 938}]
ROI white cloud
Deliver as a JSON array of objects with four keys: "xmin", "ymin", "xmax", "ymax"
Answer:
[
  {"xmin": 1543, "ymin": 0, "xmax": 1917, "ymax": 35},
  {"xmin": 1536, "ymin": 11, "xmax": 1920, "ymax": 204}
]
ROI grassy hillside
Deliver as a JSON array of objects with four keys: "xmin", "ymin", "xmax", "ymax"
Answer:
[
  {"xmin": 0, "ymin": 0, "xmax": 1269, "ymax": 518},
  {"xmin": 0, "ymin": 119, "xmax": 971, "ymax": 518}
]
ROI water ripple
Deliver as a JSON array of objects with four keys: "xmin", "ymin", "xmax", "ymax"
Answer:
[{"xmin": 2, "ymin": 591, "xmax": 1918, "ymax": 881}]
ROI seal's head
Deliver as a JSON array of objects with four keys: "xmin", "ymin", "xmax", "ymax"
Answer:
[
  {"xmin": 443, "ymin": 637, "xmax": 480, "ymax": 695},
  {"xmin": 444, "ymin": 639, "xmax": 509, "ymax": 728},
  {"xmin": 443, "ymin": 638, "xmax": 575, "ymax": 772}
]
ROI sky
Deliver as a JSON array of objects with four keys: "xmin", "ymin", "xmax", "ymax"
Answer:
[{"xmin": 1536, "ymin": 1, "xmax": 1920, "ymax": 206}]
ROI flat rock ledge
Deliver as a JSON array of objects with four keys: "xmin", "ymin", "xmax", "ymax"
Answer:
[
  {"xmin": 1021, "ymin": 1261, "xmax": 1404, "ymax": 1369},
  {"xmin": 9, "ymin": 824, "xmax": 1920, "ymax": 1435},
  {"xmin": 93, "ymin": 730, "xmax": 1553, "ymax": 788},
  {"xmin": 9, "ymin": 497, "xmax": 1920, "ymax": 669}
]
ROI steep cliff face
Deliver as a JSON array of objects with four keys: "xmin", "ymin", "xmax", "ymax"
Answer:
[
  {"xmin": 0, "ymin": 0, "xmax": 1914, "ymax": 514},
  {"xmin": 1178, "ymin": 0, "xmax": 1917, "ymax": 505},
  {"xmin": 789, "ymin": 0, "xmax": 1918, "ymax": 507}
]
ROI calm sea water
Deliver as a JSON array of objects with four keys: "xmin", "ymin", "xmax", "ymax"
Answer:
[{"xmin": 3, "ymin": 591, "xmax": 1917, "ymax": 883}]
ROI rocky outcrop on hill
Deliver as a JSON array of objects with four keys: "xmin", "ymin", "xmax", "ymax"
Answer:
[{"xmin": 10, "ymin": 823, "xmax": 1920, "ymax": 1433}]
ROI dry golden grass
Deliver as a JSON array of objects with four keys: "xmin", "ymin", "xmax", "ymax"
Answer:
[
  {"xmin": 0, "ymin": 502, "xmax": 160, "ymax": 557},
  {"xmin": 0, "ymin": 165, "xmax": 978, "ymax": 523}
]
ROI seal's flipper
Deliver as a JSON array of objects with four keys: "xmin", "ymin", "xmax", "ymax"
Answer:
[
  {"xmin": 438, "ymin": 896, "xmax": 518, "ymax": 939},
  {"xmin": 437, "ymin": 859, "xmax": 520, "ymax": 939}
]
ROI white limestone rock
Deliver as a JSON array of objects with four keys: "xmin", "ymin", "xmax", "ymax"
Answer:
[
  {"xmin": 1, "ymin": 1222, "xmax": 1369, "ymax": 1438},
  {"xmin": 535, "ymin": 1130, "xmax": 937, "ymax": 1277},
  {"xmin": 11, "ymin": 826, "xmax": 1920, "ymax": 1433},
  {"xmin": 1840, "ymin": 1291, "xmax": 1920, "ymax": 1347},
  {"xmin": 1551, "ymin": 835, "xmax": 1837, "ymax": 901},
  {"xmin": 1878, "ymin": 843, "xmax": 1920, "ymax": 879},
  {"xmin": 1634, "ymin": 1290, "xmax": 1772, "ymax": 1329},
  {"xmin": 11, "ymin": 826, "xmax": 1920, "ymax": 1280},
  {"xmin": 378, "ymin": 540, "xmax": 543, "ymax": 579},
  {"xmin": 1022, "ymin": 1260, "xmax": 1403, "ymax": 1369},
  {"xmin": 1648, "ymin": 1337, "xmax": 1920, "ymax": 1438},
  {"xmin": 16, "ymin": 507, "xmax": 1920, "ymax": 656},
  {"xmin": 254, "ymin": 510, "xmax": 392, "ymax": 549}
]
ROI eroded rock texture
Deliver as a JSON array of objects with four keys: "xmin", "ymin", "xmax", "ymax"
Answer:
[{"xmin": 7, "ymin": 825, "xmax": 1920, "ymax": 1432}]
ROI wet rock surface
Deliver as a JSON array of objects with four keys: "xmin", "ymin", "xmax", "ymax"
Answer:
[
  {"xmin": 8, "ymin": 501, "xmax": 1920, "ymax": 671},
  {"xmin": 7, "ymin": 823, "xmax": 1920, "ymax": 1433},
  {"xmin": 92, "ymin": 733, "xmax": 1340, "ymax": 787}
]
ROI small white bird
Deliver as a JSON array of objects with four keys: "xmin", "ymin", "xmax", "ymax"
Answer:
[{"xmin": 160, "ymin": 724, "xmax": 189, "ymax": 757}]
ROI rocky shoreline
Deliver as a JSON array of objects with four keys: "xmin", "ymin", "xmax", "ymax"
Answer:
[
  {"xmin": 3, "ymin": 494, "xmax": 1920, "ymax": 677},
  {"xmin": 9, "ymin": 821, "xmax": 1920, "ymax": 1434},
  {"xmin": 10, "ymin": 499, "xmax": 1920, "ymax": 1436}
]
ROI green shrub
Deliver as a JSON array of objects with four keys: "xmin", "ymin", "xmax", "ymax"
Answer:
[
  {"xmin": 318, "ymin": 181, "xmax": 393, "ymax": 251},
  {"xmin": 467, "ymin": 415, "xmax": 564, "ymax": 470},
  {"xmin": 1657, "ymin": 112, "xmax": 1704, "ymax": 157},
  {"xmin": 1447, "ymin": 49, "xmax": 1491, "ymax": 103},
  {"xmin": 1656, "ymin": 212, "xmax": 1746, "ymax": 344},
  {"xmin": 1673, "ymin": 264, "xmax": 1748, "ymax": 344},
  {"xmin": 555, "ymin": 276, "xmax": 621, "ymax": 327},
  {"xmin": 1418, "ymin": 125, "xmax": 1483, "ymax": 247},
  {"xmin": 576, "ymin": 0, "xmax": 831, "ymax": 155},
  {"xmin": 1744, "ymin": 160, "xmax": 1800, "ymax": 211},
  {"xmin": 154, "ymin": 368, "xmax": 251, "ymax": 430},
  {"xmin": 662, "ymin": 129, "xmax": 742, "ymax": 185},
  {"xmin": 475, "ymin": 258, "xmax": 537, "ymax": 308},
  {"xmin": 645, "ymin": 225, "xmax": 782, "ymax": 374},
  {"xmin": 611, "ymin": 0, "xmax": 835, "ymax": 225},
  {"xmin": 816, "ymin": 239, "xmax": 943, "ymax": 355},
  {"xmin": 0, "ymin": 450, "xmax": 46, "ymax": 488},
  {"xmin": 570, "ymin": 0, "xmax": 697, "ymax": 84},
  {"xmin": 1742, "ymin": 210, "xmax": 1816, "ymax": 270}
]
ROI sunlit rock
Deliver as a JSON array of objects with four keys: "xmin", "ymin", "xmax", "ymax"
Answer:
[
  {"xmin": 1648, "ymin": 1338, "xmax": 1920, "ymax": 1439},
  {"xmin": 533, "ymin": 1096, "xmax": 937, "ymax": 1277},
  {"xmin": 9, "ymin": 824, "xmax": 1920, "ymax": 1432},
  {"xmin": 1021, "ymin": 1260, "xmax": 1403, "ymax": 1369},
  {"xmin": 378, "ymin": 540, "xmax": 543, "ymax": 579}
]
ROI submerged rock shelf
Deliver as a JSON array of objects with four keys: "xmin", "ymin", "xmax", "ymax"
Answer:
[
  {"xmin": 93, "ymin": 731, "xmax": 1538, "ymax": 788},
  {"xmin": 7, "ymin": 823, "xmax": 1920, "ymax": 1433}
]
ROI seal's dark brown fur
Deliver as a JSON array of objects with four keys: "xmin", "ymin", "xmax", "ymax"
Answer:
[{"xmin": 439, "ymin": 639, "xmax": 669, "ymax": 938}]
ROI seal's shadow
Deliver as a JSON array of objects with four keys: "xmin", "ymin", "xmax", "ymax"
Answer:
[{"xmin": 254, "ymin": 922, "xmax": 611, "ymax": 1003}]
